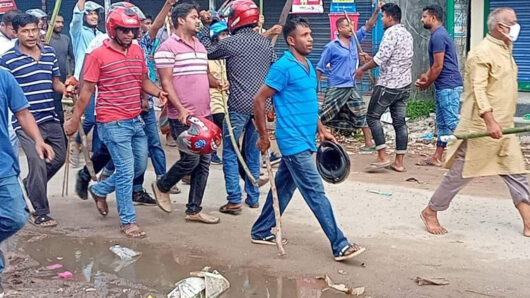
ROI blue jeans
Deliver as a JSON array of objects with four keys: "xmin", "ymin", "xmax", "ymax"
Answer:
[
  {"xmin": 100, "ymin": 107, "xmax": 166, "ymax": 192},
  {"xmin": 222, "ymin": 111, "xmax": 260, "ymax": 205},
  {"xmin": 0, "ymin": 176, "xmax": 29, "ymax": 279},
  {"xmin": 367, "ymin": 85, "xmax": 410, "ymax": 154},
  {"xmin": 91, "ymin": 117, "xmax": 148, "ymax": 225},
  {"xmin": 251, "ymin": 150, "xmax": 350, "ymax": 257},
  {"xmin": 75, "ymin": 94, "xmax": 96, "ymax": 149},
  {"xmin": 435, "ymin": 87, "xmax": 462, "ymax": 147},
  {"xmin": 135, "ymin": 107, "xmax": 166, "ymax": 191}
]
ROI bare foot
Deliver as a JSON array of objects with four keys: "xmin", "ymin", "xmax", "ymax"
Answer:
[
  {"xmin": 420, "ymin": 207, "xmax": 448, "ymax": 235},
  {"xmin": 516, "ymin": 202, "xmax": 530, "ymax": 237}
]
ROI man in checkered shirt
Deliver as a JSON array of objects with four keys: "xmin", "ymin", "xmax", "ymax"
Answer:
[{"xmin": 200, "ymin": 0, "xmax": 276, "ymax": 215}]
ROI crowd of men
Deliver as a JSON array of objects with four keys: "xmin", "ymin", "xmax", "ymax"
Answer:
[{"xmin": 0, "ymin": 0, "xmax": 529, "ymax": 295}]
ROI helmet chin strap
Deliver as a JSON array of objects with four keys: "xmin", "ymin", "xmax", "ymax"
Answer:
[{"xmin": 114, "ymin": 31, "xmax": 132, "ymax": 49}]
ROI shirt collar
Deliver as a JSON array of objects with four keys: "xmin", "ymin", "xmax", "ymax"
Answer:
[
  {"xmin": 283, "ymin": 50, "xmax": 311, "ymax": 68},
  {"xmin": 431, "ymin": 26, "xmax": 444, "ymax": 35},
  {"xmin": 13, "ymin": 40, "xmax": 44, "ymax": 56},
  {"xmin": 0, "ymin": 29, "xmax": 11, "ymax": 41},
  {"xmin": 486, "ymin": 33, "xmax": 511, "ymax": 50}
]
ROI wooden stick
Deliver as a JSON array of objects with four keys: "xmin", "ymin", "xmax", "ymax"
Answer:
[
  {"xmin": 264, "ymin": 148, "xmax": 286, "ymax": 256},
  {"xmin": 62, "ymin": 137, "xmax": 70, "ymax": 197},
  {"xmin": 270, "ymin": 0, "xmax": 293, "ymax": 46},
  {"xmin": 72, "ymin": 94, "xmax": 97, "ymax": 181},
  {"xmin": 343, "ymin": 10, "xmax": 375, "ymax": 86},
  {"xmin": 440, "ymin": 126, "xmax": 530, "ymax": 143},
  {"xmin": 45, "ymin": 0, "xmax": 62, "ymax": 44},
  {"xmin": 219, "ymin": 60, "xmax": 258, "ymax": 186}
]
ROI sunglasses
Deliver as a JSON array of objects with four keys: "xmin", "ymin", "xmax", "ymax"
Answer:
[{"xmin": 117, "ymin": 27, "xmax": 140, "ymax": 35}]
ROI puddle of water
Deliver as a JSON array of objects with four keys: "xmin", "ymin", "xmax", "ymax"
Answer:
[{"xmin": 18, "ymin": 234, "xmax": 346, "ymax": 298}]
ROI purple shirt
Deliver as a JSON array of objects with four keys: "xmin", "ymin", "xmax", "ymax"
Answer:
[{"xmin": 155, "ymin": 34, "xmax": 211, "ymax": 119}]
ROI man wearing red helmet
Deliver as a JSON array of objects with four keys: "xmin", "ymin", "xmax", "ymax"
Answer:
[
  {"xmin": 64, "ymin": 6, "xmax": 168, "ymax": 238},
  {"xmin": 151, "ymin": 3, "xmax": 223, "ymax": 224},
  {"xmin": 200, "ymin": 0, "xmax": 277, "ymax": 214}
]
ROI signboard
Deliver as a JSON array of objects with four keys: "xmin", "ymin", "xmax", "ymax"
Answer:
[
  {"xmin": 0, "ymin": 0, "xmax": 16, "ymax": 14},
  {"xmin": 292, "ymin": 0, "xmax": 324, "ymax": 14}
]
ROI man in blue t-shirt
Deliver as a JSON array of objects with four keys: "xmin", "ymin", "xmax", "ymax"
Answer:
[
  {"xmin": 0, "ymin": 68, "xmax": 54, "ymax": 296},
  {"xmin": 416, "ymin": 5, "xmax": 463, "ymax": 166},
  {"xmin": 251, "ymin": 17, "xmax": 366, "ymax": 262}
]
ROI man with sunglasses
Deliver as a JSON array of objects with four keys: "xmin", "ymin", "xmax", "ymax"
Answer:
[{"xmin": 64, "ymin": 7, "xmax": 168, "ymax": 238}]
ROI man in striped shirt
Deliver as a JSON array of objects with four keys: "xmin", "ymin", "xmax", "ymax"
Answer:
[
  {"xmin": 151, "ymin": 3, "xmax": 221, "ymax": 224},
  {"xmin": 64, "ymin": 7, "xmax": 167, "ymax": 238},
  {"xmin": 0, "ymin": 13, "xmax": 68, "ymax": 227}
]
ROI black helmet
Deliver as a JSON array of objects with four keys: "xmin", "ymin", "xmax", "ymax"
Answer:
[{"xmin": 316, "ymin": 141, "xmax": 350, "ymax": 184}]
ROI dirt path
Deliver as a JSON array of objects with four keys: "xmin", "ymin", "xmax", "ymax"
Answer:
[{"xmin": 2, "ymin": 146, "xmax": 530, "ymax": 297}]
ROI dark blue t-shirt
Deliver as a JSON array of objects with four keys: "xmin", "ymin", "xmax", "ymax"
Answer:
[
  {"xmin": 429, "ymin": 26, "xmax": 463, "ymax": 90},
  {"xmin": 0, "ymin": 69, "xmax": 29, "ymax": 179}
]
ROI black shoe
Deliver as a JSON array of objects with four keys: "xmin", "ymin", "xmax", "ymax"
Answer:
[
  {"xmin": 245, "ymin": 199, "xmax": 259, "ymax": 209},
  {"xmin": 75, "ymin": 170, "xmax": 89, "ymax": 200},
  {"xmin": 132, "ymin": 190, "xmax": 157, "ymax": 205}
]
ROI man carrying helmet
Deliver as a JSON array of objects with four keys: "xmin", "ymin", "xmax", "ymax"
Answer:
[
  {"xmin": 200, "ymin": 0, "xmax": 277, "ymax": 214},
  {"xmin": 151, "ymin": 3, "xmax": 223, "ymax": 224},
  {"xmin": 251, "ymin": 16, "xmax": 366, "ymax": 262},
  {"xmin": 64, "ymin": 6, "xmax": 168, "ymax": 238}
]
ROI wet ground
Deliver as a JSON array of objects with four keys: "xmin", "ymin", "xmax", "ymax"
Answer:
[{"xmin": 2, "ymin": 231, "xmax": 346, "ymax": 297}]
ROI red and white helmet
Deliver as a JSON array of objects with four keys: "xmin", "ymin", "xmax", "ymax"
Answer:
[
  {"xmin": 176, "ymin": 116, "xmax": 222, "ymax": 155},
  {"xmin": 221, "ymin": 0, "xmax": 259, "ymax": 32},
  {"xmin": 105, "ymin": 6, "xmax": 141, "ymax": 39},
  {"xmin": 110, "ymin": 2, "xmax": 146, "ymax": 20}
]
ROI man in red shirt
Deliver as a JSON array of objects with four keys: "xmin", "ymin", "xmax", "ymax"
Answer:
[{"xmin": 64, "ymin": 7, "xmax": 167, "ymax": 238}]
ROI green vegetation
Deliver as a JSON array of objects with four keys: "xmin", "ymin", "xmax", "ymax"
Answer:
[{"xmin": 407, "ymin": 99, "xmax": 436, "ymax": 120}]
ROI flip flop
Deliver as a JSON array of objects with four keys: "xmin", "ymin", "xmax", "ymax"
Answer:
[
  {"xmin": 388, "ymin": 164, "xmax": 407, "ymax": 172},
  {"xmin": 219, "ymin": 203, "xmax": 242, "ymax": 215},
  {"xmin": 416, "ymin": 159, "xmax": 441, "ymax": 167},
  {"xmin": 365, "ymin": 161, "xmax": 391, "ymax": 172}
]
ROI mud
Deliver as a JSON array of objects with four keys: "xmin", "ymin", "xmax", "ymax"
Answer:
[{"xmin": 2, "ymin": 231, "xmax": 345, "ymax": 297}]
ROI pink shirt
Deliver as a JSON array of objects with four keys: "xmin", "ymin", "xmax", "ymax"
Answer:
[{"xmin": 155, "ymin": 34, "xmax": 211, "ymax": 119}]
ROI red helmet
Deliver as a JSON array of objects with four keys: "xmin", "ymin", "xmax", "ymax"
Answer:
[
  {"xmin": 176, "ymin": 116, "xmax": 222, "ymax": 155},
  {"xmin": 223, "ymin": 0, "xmax": 259, "ymax": 32},
  {"xmin": 105, "ymin": 6, "xmax": 141, "ymax": 39}
]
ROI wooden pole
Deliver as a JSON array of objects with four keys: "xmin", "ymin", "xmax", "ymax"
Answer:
[
  {"xmin": 343, "ymin": 10, "xmax": 375, "ymax": 85},
  {"xmin": 219, "ymin": 60, "xmax": 258, "ymax": 186},
  {"xmin": 71, "ymin": 94, "xmax": 97, "ymax": 181},
  {"xmin": 270, "ymin": 0, "xmax": 293, "ymax": 46},
  {"xmin": 45, "ymin": 0, "xmax": 62, "ymax": 44},
  {"xmin": 441, "ymin": 126, "xmax": 530, "ymax": 143},
  {"xmin": 264, "ymin": 148, "xmax": 286, "ymax": 256}
]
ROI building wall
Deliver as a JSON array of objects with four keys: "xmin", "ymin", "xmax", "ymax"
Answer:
[{"xmin": 469, "ymin": 0, "xmax": 485, "ymax": 48}]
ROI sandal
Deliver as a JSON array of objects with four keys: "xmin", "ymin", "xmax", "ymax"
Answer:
[
  {"xmin": 219, "ymin": 203, "xmax": 242, "ymax": 215},
  {"xmin": 365, "ymin": 161, "xmax": 391, "ymax": 172},
  {"xmin": 29, "ymin": 214, "xmax": 57, "ymax": 227},
  {"xmin": 416, "ymin": 158, "xmax": 441, "ymax": 167},
  {"xmin": 120, "ymin": 223, "xmax": 146, "ymax": 238},
  {"xmin": 388, "ymin": 164, "xmax": 407, "ymax": 172},
  {"xmin": 334, "ymin": 244, "xmax": 366, "ymax": 261},
  {"xmin": 89, "ymin": 186, "xmax": 108, "ymax": 216}
]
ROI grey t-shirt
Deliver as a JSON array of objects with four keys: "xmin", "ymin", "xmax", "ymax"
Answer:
[{"xmin": 49, "ymin": 33, "xmax": 75, "ymax": 82}]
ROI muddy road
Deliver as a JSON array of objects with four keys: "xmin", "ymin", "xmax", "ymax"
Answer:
[{"xmin": 1, "ymin": 147, "xmax": 530, "ymax": 297}]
